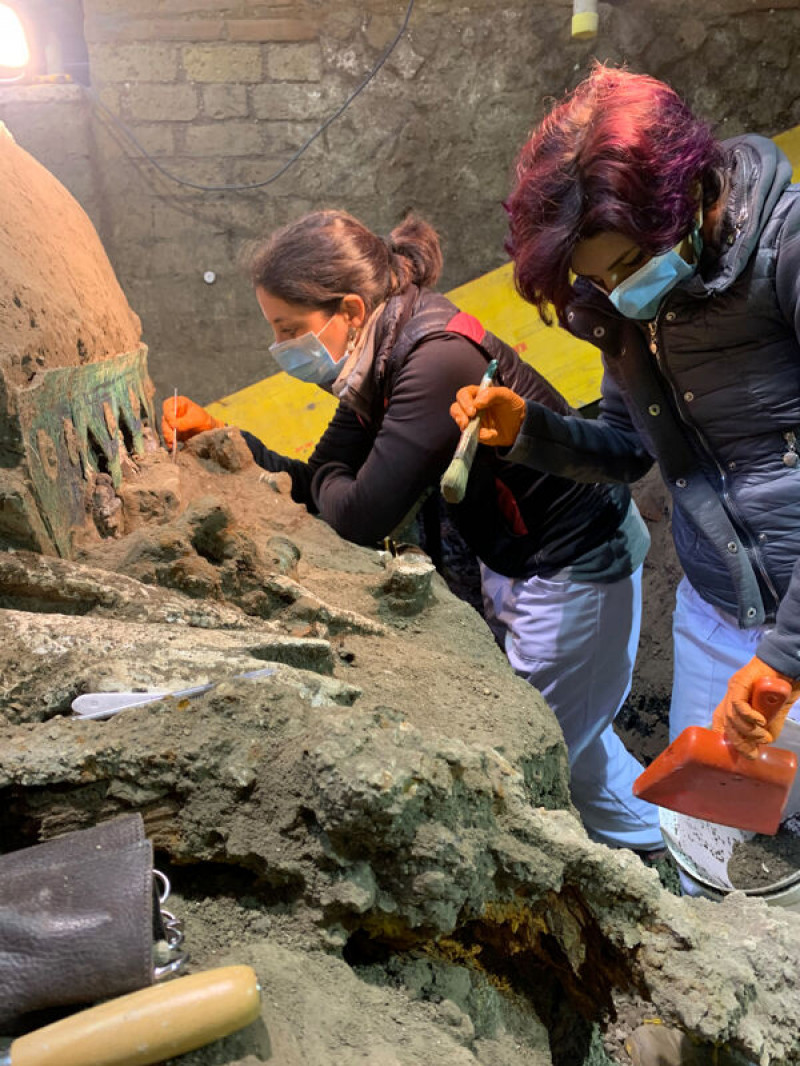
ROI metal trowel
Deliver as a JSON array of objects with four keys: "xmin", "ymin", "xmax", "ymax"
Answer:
[{"xmin": 633, "ymin": 677, "xmax": 798, "ymax": 835}]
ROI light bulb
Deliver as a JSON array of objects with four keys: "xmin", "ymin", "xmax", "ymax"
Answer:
[{"xmin": 0, "ymin": 5, "xmax": 30, "ymax": 70}]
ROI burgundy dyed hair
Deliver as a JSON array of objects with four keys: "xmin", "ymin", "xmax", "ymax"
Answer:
[{"xmin": 506, "ymin": 64, "xmax": 725, "ymax": 323}]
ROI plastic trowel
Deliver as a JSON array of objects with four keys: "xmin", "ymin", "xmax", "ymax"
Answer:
[
  {"xmin": 633, "ymin": 677, "xmax": 798, "ymax": 835},
  {"xmin": 71, "ymin": 667, "xmax": 276, "ymax": 720}
]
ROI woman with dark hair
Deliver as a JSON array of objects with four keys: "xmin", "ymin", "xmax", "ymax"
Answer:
[
  {"xmin": 451, "ymin": 64, "xmax": 800, "ymax": 773},
  {"xmin": 163, "ymin": 207, "xmax": 663, "ymax": 854}
]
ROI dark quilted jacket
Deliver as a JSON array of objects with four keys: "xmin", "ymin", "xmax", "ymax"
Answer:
[{"xmin": 509, "ymin": 135, "xmax": 800, "ymax": 677}]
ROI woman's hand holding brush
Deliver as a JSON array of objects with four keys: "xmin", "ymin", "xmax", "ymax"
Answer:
[
  {"xmin": 449, "ymin": 384, "xmax": 526, "ymax": 448},
  {"xmin": 441, "ymin": 361, "xmax": 502, "ymax": 503}
]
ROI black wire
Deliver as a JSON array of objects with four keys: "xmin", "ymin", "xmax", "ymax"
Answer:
[{"xmin": 85, "ymin": 0, "xmax": 415, "ymax": 193}]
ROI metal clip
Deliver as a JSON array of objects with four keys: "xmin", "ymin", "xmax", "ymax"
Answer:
[
  {"xmin": 152, "ymin": 868, "xmax": 189, "ymax": 979},
  {"xmin": 160, "ymin": 907, "xmax": 185, "ymax": 949},
  {"xmin": 383, "ymin": 536, "xmax": 398, "ymax": 557},
  {"xmin": 153, "ymin": 949, "xmax": 189, "ymax": 981},
  {"xmin": 154, "ymin": 868, "xmax": 171, "ymax": 904}
]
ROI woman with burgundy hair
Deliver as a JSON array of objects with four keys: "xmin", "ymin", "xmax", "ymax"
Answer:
[{"xmin": 452, "ymin": 64, "xmax": 800, "ymax": 781}]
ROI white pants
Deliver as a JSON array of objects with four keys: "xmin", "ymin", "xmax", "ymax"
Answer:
[
  {"xmin": 670, "ymin": 576, "xmax": 800, "ymax": 738},
  {"xmin": 670, "ymin": 577, "xmax": 800, "ymax": 896},
  {"xmin": 481, "ymin": 562, "xmax": 662, "ymax": 851}
]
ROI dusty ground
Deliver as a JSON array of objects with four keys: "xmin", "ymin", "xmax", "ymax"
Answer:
[
  {"xmin": 728, "ymin": 814, "xmax": 800, "ymax": 890},
  {"xmin": 5, "ymin": 439, "xmax": 800, "ymax": 1066}
]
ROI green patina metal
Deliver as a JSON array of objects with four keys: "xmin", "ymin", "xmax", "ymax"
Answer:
[{"xmin": 14, "ymin": 345, "xmax": 155, "ymax": 556}]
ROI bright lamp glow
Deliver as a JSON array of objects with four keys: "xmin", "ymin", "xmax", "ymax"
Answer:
[{"xmin": 0, "ymin": 5, "xmax": 30, "ymax": 70}]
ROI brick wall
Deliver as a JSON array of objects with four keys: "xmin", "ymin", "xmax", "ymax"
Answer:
[{"xmin": 2, "ymin": 1, "xmax": 799, "ymax": 406}]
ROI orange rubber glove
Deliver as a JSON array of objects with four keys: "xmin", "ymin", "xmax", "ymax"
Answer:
[
  {"xmin": 710, "ymin": 655, "xmax": 800, "ymax": 758},
  {"xmin": 449, "ymin": 385, "xmax": 526, "ymax": 447},
  {"xmin": 161, "ymin": 396, "xmax": 224, "ymax": 450}
]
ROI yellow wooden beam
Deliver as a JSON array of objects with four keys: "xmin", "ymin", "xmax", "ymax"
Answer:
[
  {"xmin": 773, "ymin": 126, "xmax": 800, "ymax": 182},
  {"xmin": 208, "ymin": 369, "xmax": 336, "ymax": 460},
  {"xmin": 447, "ymin": 265, "xmax": 602, "ymax": 410}
]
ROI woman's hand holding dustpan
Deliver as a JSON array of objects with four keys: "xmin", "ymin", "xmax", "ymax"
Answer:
[
  {"xmin": 712, "ymin": 656, "xmax": 800, "ymax": 759},
  {"xmin": 633, "ymin": 673, "xmax": 798, "ymax": 834}
]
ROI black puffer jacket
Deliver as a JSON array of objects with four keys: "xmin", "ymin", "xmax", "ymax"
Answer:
[
  {"xmin": 244, "ymin": 287, "xmax": 631, "ymax": 579},
  {"xmin": 508, "ymin": 135, "xmax": 800, "ymax": 677}
]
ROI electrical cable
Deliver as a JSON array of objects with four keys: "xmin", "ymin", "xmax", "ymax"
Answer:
[{"xmin": 85, "ymin": 0, "xmax": 414, "ymax": 193}]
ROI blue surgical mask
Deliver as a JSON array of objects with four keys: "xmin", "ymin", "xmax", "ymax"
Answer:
[
  {"xmin": 609, "ymin": 225, "xmax": 703, "ymax": 321},
  {"xmin": 269, "ymin": 316, "xmax": 341, "ymax": 388}
]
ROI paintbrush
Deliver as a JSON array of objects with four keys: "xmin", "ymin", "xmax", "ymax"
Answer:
[
  {"xmin": 171, "ymin": 387, "xmax": 178, "ymax": 462},
  {"xmin": 440, "ymin": 359, "xmax": 498, "ymax": 504}
]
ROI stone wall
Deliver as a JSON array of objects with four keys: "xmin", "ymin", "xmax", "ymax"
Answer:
[{"xmin": 1, "ymin": 0, "xmax": 799, "ymax": 406}]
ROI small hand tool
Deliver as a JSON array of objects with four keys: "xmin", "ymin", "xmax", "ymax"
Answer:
[
  {"xmin": 171, "ymin": 387, "xmax": 178, "ymax": 461},
  {"xmin": 71, "ymin": 667, "xmax": 276, "ymax": 720},
  {"xmin": 440, "ymin": 359, "xmax": 498, "ymax": 504},
  {"xmin": 0, "ymin": 965, "xmax": 261, "ymax": 1066}
]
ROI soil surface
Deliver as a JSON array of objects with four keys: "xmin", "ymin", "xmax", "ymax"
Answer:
[
  {"xmin": 5, "ymin": 437, "xmax": 800, "ymax": 1066},
  {"xmin": 727, "ymin": 813, "xmax": 800, "ymax": 890},
  {"xmin": 615, "ymin": 473, "xmax": 681, "ymax": 770}
]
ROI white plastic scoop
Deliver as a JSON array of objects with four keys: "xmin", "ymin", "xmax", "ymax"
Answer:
[{"xmin": 71, "ymin": 667, "xmax": 276, "ymax": 720}]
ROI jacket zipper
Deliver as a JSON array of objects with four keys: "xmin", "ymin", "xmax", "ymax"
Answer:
[{"xmin": 645, "ymin": 313, "xmax": 781, "ymax": 613}]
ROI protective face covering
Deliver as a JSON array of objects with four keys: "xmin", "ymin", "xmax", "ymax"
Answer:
[
  {"xmin": 269, "ymin": 315, "xmax": 341, "ymax": 388},
  {"xmin": 609, "ymin": 223, "xmax": 703, "ymax": 321}
]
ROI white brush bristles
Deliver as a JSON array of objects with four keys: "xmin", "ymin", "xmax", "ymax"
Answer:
[{"xmin": 440, "ymin": 416, "xmax": 481, "ymax": 503}]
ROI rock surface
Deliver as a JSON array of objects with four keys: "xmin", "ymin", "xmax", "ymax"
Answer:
[{"xmin": 1, "ymin": 440, "xmax": 799, "ymax": 1066}]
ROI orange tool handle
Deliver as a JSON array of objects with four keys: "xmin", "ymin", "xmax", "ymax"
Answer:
[
  {"xmin": 752, "ymin": 675, "xmax": 793, "ymax": 723},
  {"xmin": 8, "ymin": 966, "xmax": 261, "ymax": 1066}
]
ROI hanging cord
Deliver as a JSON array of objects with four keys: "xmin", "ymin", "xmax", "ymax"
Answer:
[{"xmin": 84, "ymin": 0, "xmax": 415, "ymax": 193}]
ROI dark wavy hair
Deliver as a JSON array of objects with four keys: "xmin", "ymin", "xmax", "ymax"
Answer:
[
  {"xmin": 246, "ymin": 209, "xmax": 443, "ymax": 314},
  {"xmin": 506, "ymin": 64, "xmax": 725, "ymax": 323}
]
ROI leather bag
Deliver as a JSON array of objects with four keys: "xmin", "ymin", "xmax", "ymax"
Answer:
[{"xmin": 0, "ymin": 813, "xmax": 181, "ymax": 1027}]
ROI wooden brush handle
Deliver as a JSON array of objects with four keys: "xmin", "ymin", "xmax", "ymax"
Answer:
[
  {"xmin": 440, "ymin": 359, "xmax": 498, "ymax": 504},
  {"xmin": 440, "ymin": 417, "xmax": 481, "ymax": 503},
  {"xmin": 9, "ymin": 966, "xmax": 261, "ymax": 1066},
  {"xmin": 452, "ymin": 414, "xmax": 482, "ymax": 464}
]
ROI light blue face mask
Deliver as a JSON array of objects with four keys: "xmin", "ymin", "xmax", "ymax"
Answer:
[
  {"xmin": 609, "ymin": 225, "xmax": 703, "ymax": 321},
  {"xmin": 269, "ymin": 316, "xmax": 341, "ymax": 388}
]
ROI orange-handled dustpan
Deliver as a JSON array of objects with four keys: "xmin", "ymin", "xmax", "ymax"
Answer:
[{"xmin": 633, "ymin": 677, "xmax": 798, "ymax": 835}]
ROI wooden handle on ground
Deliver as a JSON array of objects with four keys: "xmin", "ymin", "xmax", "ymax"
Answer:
[{"xmin": 9, "ymin": 966, "xmax": 261, "ymax": 1066}]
